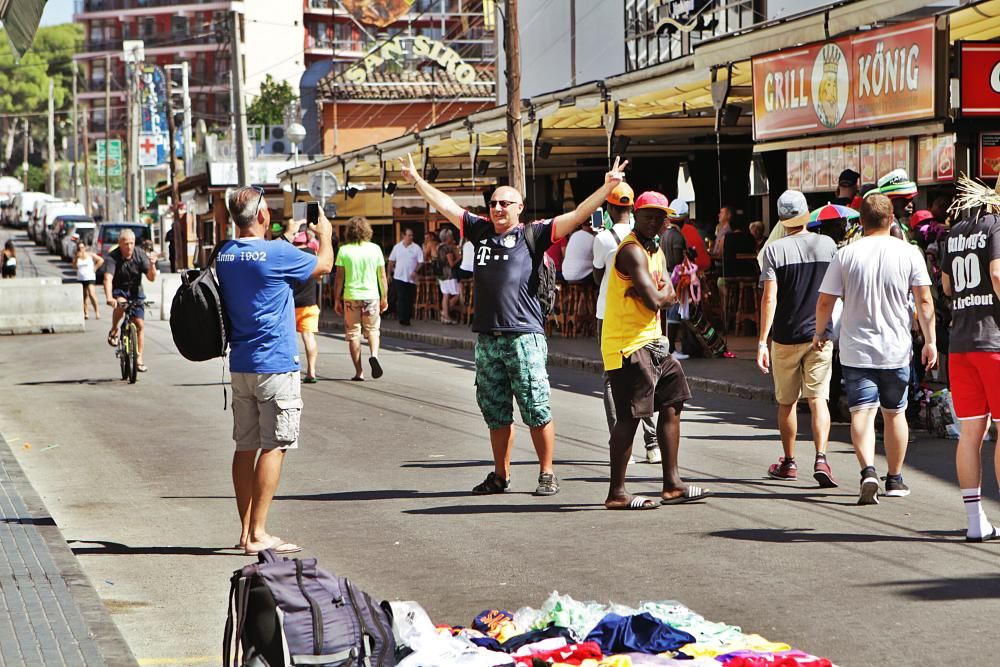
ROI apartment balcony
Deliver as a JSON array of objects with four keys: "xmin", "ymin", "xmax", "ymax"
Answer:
[
  {"xmin": 83, "ymin": 31, "xmax": 219, "ymax": 54},
  {"xmin": 75, "ymin": 0, "xmax": 231, "ymax": 19}
]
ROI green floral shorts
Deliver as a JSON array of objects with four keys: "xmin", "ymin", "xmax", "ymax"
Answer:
[{"xmin": 475, "ymin": 333, "xmax": 552, "ymax": 430}]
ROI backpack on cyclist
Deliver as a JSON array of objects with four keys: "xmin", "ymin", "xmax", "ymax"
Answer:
[
  {"xmin": 524, "ymin": 225, "xmax": 558, "ymax": 317},
  {"xmin": 170, "ymin": 244, "xmax": 230, "ymax": 362},
  {"xmin": 224, "ymin": 549, "xmax": 396, "ymax": 667}
]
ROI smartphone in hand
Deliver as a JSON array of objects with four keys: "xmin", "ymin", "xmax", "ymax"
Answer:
[{"xmin": 306, "ymin": 202, "xmax": 319, "ymax": 225}]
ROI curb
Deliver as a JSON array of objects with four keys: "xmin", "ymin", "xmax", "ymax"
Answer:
[
  {"xmin": 319, "ymin": 317, "xmax": 774, "ymax": 404},
  {"xmin": 0, "ymin": 433, "xmax": 139, "ymax": 667}
]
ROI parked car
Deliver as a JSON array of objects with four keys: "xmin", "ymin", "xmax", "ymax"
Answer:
[
  {"xmin": 94, "ymin": 222, "xmax": 150, "ymax": 280},
  {"xmin": 44, "ymin": 203, "xmax": 86, "ymax": 254},
  {"xmin": 32, "ymin": 199, "xmax": 65, "ymax": 244},
  {"xmin": 58, "ymin": 217, "xmax": 96, "ymax": 260},
  {"xmin": 16, "ymin": 192, "xmax": 55, "ymax": 233}
]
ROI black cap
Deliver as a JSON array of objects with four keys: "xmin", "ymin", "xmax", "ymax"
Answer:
[{"xmin": 838, "ymin": 169, "xmax": 861, "ymax": 187}]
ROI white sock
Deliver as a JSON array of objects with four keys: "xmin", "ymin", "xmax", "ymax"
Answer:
[{"xmin": 962, "ymin": 487, "xmax": 991, "ymax": 538}]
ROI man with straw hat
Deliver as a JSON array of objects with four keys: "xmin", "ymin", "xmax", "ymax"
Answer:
[{"xmin": 941, "ymin": 175, "xmax": 1000, "ymax": 540}]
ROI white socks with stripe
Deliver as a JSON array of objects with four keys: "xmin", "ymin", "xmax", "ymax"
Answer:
[{"xmin": 962, "ymin": 487, "xmax": 992, "ymax": 539}]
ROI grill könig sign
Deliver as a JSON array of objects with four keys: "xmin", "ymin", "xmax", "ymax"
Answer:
[{"xmin": 752, "ymin": 18, "xmax": 938, "ymax": 141}]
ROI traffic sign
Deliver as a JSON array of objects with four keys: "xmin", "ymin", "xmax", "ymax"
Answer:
[{"xmin": 96, "ymin": 139, "xmax": 123, "ymax": 177}]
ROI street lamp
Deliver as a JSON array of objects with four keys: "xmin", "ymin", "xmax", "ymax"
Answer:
[{"xmin": 285, "ymin": 122, "xmax": 306, "ymax": 168}]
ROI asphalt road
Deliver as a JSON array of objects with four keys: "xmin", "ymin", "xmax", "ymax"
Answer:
[{"xmin": 1, "ymin": 229, "xmax": 999, "ymax": 666}]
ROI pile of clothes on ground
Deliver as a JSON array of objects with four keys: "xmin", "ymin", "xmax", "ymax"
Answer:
[{"xmin": 390, "ymin": 591, "xmax": 834, "ymax": 666}]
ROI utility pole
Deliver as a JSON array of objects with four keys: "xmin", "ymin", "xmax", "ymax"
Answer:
[
  {"xmin": 47, "ymin": 79, "xmax": 55, "ymax": 195},
  {"xmin": 21, "ymin": 118, "xmax": 28, "ymax": 188},
  {"xmin": 181, "ymin": 61, "xmax": 193, "ymax": 173},
  {"xmin": 126, "ymin": 62, "xmax": 139, "ymax": 221},
  {"xmin": 104, "ymin": 53, "xmax": 111, "ymax": 217},
  {"xmin": 504, "ymin": 0, "xmax": 524, "ymax": 193},
  {"xmin": 83, "ymin": 106, "xmax": 91, "ymax": 217},
  {"xmin": 72, "ymin": 60, "xmax": 79, "ymax": 201},
  {"xmin": 229, "ymin": 9, "xmax": 250, "ymax": 186},
  {"xmin": 165, "ymin": 73, "xmax": 180, "ymax": 271}
]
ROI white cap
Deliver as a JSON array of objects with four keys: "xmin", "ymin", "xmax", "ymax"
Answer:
[
  {"xmin": 668, "ymin": 199, "xmax": 689, "ymax": 219},
  {"xmin": 776, "ymin": 190, "xmax": 808, "ymax": 220}
]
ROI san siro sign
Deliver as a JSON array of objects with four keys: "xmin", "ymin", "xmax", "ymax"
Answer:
[
  {"xmin": 751, "ymin": 17, "xmax": 939, "ymax": 141},
  {"xmin": 344, "ymin": 35, "xmax": 478, "ymax": 84}
]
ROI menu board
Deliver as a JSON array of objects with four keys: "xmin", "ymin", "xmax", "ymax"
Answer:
[
  {"xmin": 893, "ymin": 138, "xmax": 910, "ymax": 173},
  {"xmin": 916, "ymin": 133, "xmax": 956, "ymax": 184},
  {"xmin": 830, "ymin": 145, "xmax": 844, "ymax": 181},
  {"xmin": 860, "ymin": 142, "xmax": 877, "ymax": 185},
  {"xmin": 815, "ymin": 147, "xmax": 830, "ymax": 190},
  {"xmin": 801, "ymin": 148, "xmax": 816, "ymax": 191},
  {"xmin": 877, "ymin": 141, "xmax": 894, "ymax": 180},
  {"xmin": 916, "ymin": 136, "xmax": 934, "ymax": 183},
  {"xmin": 787, "ymin": 151, "xmax": 801, "ymax": 190},
  {"xmin": 980, "ymin": 133, "xmax": 1000, "ymax": 180},
  {"xmin": 843, "ymin": 144, "xmax": 859, "ymax": 178}
]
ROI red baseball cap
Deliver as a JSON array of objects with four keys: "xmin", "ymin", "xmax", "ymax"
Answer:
[
  {"xmin": 634, "ymin": 191, "xmax": 674, "ymax": 215},
  {"xmin": 910, "ymin": 210, "xmax": 935, "ymax": 227}
]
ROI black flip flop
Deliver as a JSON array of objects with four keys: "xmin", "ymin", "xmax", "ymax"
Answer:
[
  {"xmin": 369, "ymin": 357, "xmax": 384, "ymax": 379},
  {"xmin": 966, "ymin": 525, "xmax": 1000, "ymax": 543}
]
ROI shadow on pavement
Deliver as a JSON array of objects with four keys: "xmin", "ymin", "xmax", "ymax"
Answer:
[
  {"xmin": 400, "ymin": 459, "xmax": 608, "ymax": 469},
  {"xmin": 276, "ymin": 489, "xmax": 472, "ymax": 502},
  {"xmin": 882, "ymin": 574, "xmax": 1000, "ymax": 600},
  {"xmin": 403, "ymin": 503, "xmax": 599, "ymax": 515},
  {"xmin": 69, "ymin": 539, "xmax": 242, "ymax": 557},
  {"xmin": 18, "ymin": 378, "xmax": 118, "ymax": 386},
  {"xmin": 1, "ymin": 516, "xmax": 57, "ymax": 526},
  {"xmin": 708, "ymin": 527, "xmax": 959, "ymax": 544}
]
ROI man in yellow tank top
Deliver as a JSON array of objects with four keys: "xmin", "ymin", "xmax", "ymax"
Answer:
[{"xmin": 601, "ymin": 191, "xmax": 713, "ymax": 510}]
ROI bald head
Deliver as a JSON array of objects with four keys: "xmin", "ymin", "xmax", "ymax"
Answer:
[{"xmin": 488, "ymin": 186, "xmax": 525, "ymax": 229}]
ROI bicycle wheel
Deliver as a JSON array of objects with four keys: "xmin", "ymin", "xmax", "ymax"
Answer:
[
  {"xmin": 118, "ymin": 328, "xmax": 130, "ymax": 381},
  {"xmin": 126, "ymin": 323, "xmax": 138, "ymax": 384}
]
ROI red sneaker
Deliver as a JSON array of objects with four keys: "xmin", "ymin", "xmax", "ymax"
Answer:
[
  {"xmin": 767, "ymin": 457, "xmax": 797, "ymax": 480},
  {"xmin": 813, "ymin": 457, "xmax": 839, "ymax": 488}
]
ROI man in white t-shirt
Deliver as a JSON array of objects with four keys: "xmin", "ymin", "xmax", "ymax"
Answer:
[
  {"xmin": 562, "ymin": 219, "xmax": 597, "ymax": 282},
  {"xmin": 592, "ymin": 182, "xmax": 658, "ymax": 463},
  {"xmin": 815, "ymin": 194, "xmax": 937, "ymax": 506},
  {"xmin": 387, "ymin": 228, "xmax": 423, "ymax": 326}
]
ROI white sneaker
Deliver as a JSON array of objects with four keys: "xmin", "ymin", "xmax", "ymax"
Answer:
[
  {"xmin": 646, "ymin": 447, "xmax": 662, "ymax": 464},
  {"xmin": 672, "ymin": 351, "xmax": 690, "ymax": 360}
]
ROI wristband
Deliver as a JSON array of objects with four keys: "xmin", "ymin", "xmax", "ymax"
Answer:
[{"xmin": 757, "ymin": 342, "xmax": 768, "ymax": 349}]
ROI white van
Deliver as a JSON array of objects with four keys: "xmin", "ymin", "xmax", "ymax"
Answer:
[{"xmin": 16, "ymin": 192, "xmax": 55, "ymax": 231}]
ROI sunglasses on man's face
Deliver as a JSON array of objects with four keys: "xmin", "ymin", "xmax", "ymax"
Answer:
[{"xmin": 489, "ymin": 199, "xmax": 520, "ymax": 209}]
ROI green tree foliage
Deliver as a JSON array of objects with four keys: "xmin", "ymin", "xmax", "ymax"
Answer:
[
  {"xmin": 247, "ymin": 74, "xmax": 297, "ymax": 127},
  {"xmin": 0, "ymin": 24, "xmax": 83, "ymax": 173},
  {"xmin": 13, "ymin": 163, "xmax": 45, "ymax": 191}
]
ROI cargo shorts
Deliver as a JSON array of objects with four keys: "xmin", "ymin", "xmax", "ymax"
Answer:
[
  {"xmin": 474, "ymin": 332, "xmax": 552, "ymax": 430},
  {"xmin": 231, "ymin": 371, "xmax": 303, "ymax": 451}
]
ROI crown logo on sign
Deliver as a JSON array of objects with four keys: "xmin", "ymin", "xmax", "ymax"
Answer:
[{"xmin": 822, "ymin": 44, "xmax": 840, "ymax": 75}]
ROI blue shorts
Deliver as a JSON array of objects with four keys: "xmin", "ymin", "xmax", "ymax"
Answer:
[
  {"xmin": 842, "ymin": 365, "xmax": 909, "ymax": 413},
  {"xmin": 112, "ymin": 289, "xmax": 145, "ymax": 320}
]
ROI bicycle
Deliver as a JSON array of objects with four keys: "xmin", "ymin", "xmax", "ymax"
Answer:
[{"xmin": 115, "ymin": 297, "xmax": 153, "ymax": 384}]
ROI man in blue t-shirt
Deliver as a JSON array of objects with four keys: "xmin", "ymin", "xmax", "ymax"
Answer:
[
  {"xmin": 400, "ymin": 154, "xmax": 629, "ymax": 497},
  {"xmin": 216, "ymin": 185, "xmax": 334, "ymax": 556}
]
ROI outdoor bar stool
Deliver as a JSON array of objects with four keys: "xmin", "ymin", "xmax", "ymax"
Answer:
[
  {"xmin": 415, "ymin": 276, "xmax": 438, "ymax": 321},
  {"xmin": 731, "ymin": 253, "xmax": 761, "ymax": 336},
  {"xmin": 564, "ymin": 281, "xmax": 596, "ymax": 338},
  {"xmin": 460, "ymin": 278, "xmax": 475, "ymax": 324}
]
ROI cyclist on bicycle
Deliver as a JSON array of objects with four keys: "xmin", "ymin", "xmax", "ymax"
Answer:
[{"xmin": 104, "ymin": 228, "xmax": 158, "ymax": 371}]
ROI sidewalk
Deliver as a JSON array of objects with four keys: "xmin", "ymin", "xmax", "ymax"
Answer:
[
  {"xmin": 0, "ymin": 434, "xmax": 137, "ymax": 666},
  {"xmin": 319, "ymin": 313, "xmax": 774, "ymax": 402}
]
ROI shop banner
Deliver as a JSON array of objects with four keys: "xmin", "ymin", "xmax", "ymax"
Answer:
[
  {"xmin": 961, "ymin": 43, "xmax": 1000, "ymax": 116},
  {"xmin": 752, "ymin": 18, "xmax": 938, "ymax": 141},
  {"xmin": 980, "ymin": 133, "xmax": 1000, "ymax": 179},
  {"xmin": 916, "ymin": 133, "xmax": 955, "ymax": 184}
]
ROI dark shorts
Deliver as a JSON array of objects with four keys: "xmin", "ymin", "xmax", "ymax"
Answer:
[
  {"xmin": 80, "ymin": 279, "xmax": 95, "ymax": 292},
  {"xmin": 112, "ymin": 288, "xmax": 145, "ymax": 320},
  {"xmin": 608, "ymin": 340, "xmax": 691, "ymax": 419}
]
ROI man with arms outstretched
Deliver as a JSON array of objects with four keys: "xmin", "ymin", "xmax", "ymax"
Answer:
[{"xmin": 400, "ymin": 155, "xmax": 629, "ymax": 496}]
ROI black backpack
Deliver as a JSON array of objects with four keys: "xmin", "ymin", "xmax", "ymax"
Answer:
[
  {"xmin": 224, "ymin": 549, "xmax": 396, "ymax": 667},
  {"xmin": 524, "ymin": 226, "xmax": 558, "ymax": 317},
  {"xmin": 170, "ymin": 244, "xmax": 230, "ymax": 362}
]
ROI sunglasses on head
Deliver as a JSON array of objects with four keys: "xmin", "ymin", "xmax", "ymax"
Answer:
[{"xmin": 489, "ymin": 199, "xmax": 519, "ymax": 209}]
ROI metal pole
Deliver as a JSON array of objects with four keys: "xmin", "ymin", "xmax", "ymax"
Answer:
[
  {"xmin": 21, "ymin": 118, "xmax": 28, "ymax": 189},
  {"xmin": 127, "ymin": 61, "xmax": 140, "ymax": 221},
  {"xmin": 83, "ymin": 106, "xmax": 91, "ymax": 217},
  {"xmin": 165, "ymin": 72, "xmax": 181, "ymax": 271},
  {"xmin": 72, "ymin": 60, "xmax": 79, "ymax": 201},
  {"xmin": 229, "ymin": 9, "xmax": 251, "ymax": 185},
  {"xmin": 104, "ymin": 53, "xmax": 111, "ymax": 218},
  {"xmin": 181, "ymin": 61, "xmax": 193, "ymax": 173},
  {"xmin": 504, "ymin": 0, "xmax": 524, "ymax": 192},
  {"xmin": 47, "ymin": 79, "xmax": 55, "ymax": 195}
]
